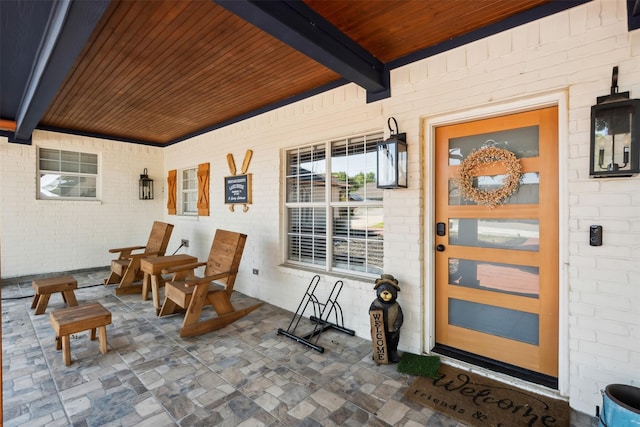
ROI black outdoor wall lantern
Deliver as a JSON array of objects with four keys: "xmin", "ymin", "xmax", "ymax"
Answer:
[
  {"xmin": 139, "ymin": 168, "xmax": 154, "ymax": 200},
  {"xmin": 590, "ymin": 66, "xmax": 640, "ymax": 177},
  {"xmin": 377, "ymin": 117, "xmax": 407, "ymax": 188}
]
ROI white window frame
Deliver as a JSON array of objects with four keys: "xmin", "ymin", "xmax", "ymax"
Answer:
[
  {"xmin": 178, "ymin": 166, "xmax": 198, "ymax": 215},
  {"xmin": 284, "ymin": 131, "xmax": 384, "ymax": 277},
  {"xmin": 37, "ymin": 147, "xmax": 99, "ymax": 200}
]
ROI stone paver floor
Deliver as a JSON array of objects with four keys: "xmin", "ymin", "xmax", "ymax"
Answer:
[{"xmin": 2, "ymin": 268, "xmax": 597, "ymax": 426}]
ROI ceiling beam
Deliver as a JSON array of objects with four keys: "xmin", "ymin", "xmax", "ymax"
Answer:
[
  {"xmin": 12, "ymin": 0, "xmax": 109, "ymax": 144},
  {"xmin": 216, "ymin": 0, "xmax": 390, "ymax": 102},
  {"xmin": 629, "ymin": 0, "xmax": 640, "ymax": 30}
]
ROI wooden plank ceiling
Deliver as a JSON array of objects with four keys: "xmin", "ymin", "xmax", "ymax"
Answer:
[{"xmin": 36, "ymin": 0, "xmax": 551, "ymax": 145}]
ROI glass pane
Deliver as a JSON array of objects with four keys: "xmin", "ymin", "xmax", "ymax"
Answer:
[
  {"xmin": 80, "ymin": 153, "xmax": 98, "ymax": 174},
  {"xmin": 449, "ymin": 218, "xmax": 539, "ymax": 251},
  {"xmin": 80, "ymin": 163, "xmax": 98, "ymax": 174},
  {"xmin": 60, "ymin": 160, "xmax": 80, "ymax": 173},
  {"xmin": 289, "ymin": 207, "xmax": 326, "ymax": 234},
  {"xmin": 449, "ymin": 299, "xmax": 539, "ymax": 345},
  {"xmin": 332, "ymin": 206, "xmax": 383, "ymax": 273},
  {"xmin": 183, "ymin": 191, "xmax": 197, "ymax": 213},
  {"xmin": 286, "ymin": 145, "xmax": 326, "ymax": 203},
  {"xmin": 59, "ymin": 176, "xmax": 78, "ymax": 196},
  {"xmin": 449, "ymin": 258, "xmax": 539, "ymax": 297},
  {"xmin": 40, "ymin": 159, "xmax": 60, "ymax": 171},
  {"xmin": 293, "ymin": 172, "xmax": 326, "ymax": 203},
  {"xmin": 39, "ymin": 149, "xmax": 98, "ymax": 175},
  {"xmin": 80, "ymin": 152, "xmax": 98, "ymax": 165},
  {"xmin": 79, "ymin": 176, "xmax": 96, "ymax": 197},
  {"xmin": 182, "ymin": 169, "xmax": 196, "ymax": 189},
  {"xmin": 449, "ymin": 126, "xmax": 539, "ymax": 165},
  {"xmin": 40, "ymin": 174, "xmax": 96, "ymax": 198},
  {"xmin": 60, "ymin": 175, "xmax": 93, "ymax": 197},
  {"xmin": 331, "ymin": 134, "xmax": 382, "ymax": 202},
  {"xmin": 40, "ymin": 174, "xmax": 62, "ymax": 197},
  {"xmin": 57, "ymin": 151, "xmax": 79, "ymax": 173},
  {"xmin": 332, "ymin": 207, "xmax": 384, "ymax": 238},
  {"xmin": 288, "ymin": 235, "xmax": 326, "ymax": 266},
  {"xmin": 366, "ymin": 239, "xmax": 384, "ymax": 274},
  {"xmin": 332, "ymin": 237, "xmax": 383, "ymax": 273},
  {"xmin": 593, "ymin": 105, "xmax": 633, "ymax": 174},
  {"xmin": 60, "ymin": 151, "xmax": 78, "ymax": 161},
  {"xmin": 449, "ymin": 172, "xmax": 539, "ymax": 205},
  {"xmin": 39, "ymin": 148, "xmax": 59, "ymax": 161}
]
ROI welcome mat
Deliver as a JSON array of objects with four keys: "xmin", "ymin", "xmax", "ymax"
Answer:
[{"xmin": 404, "ymin": 364, "xmax": 570, "ymax": 427}]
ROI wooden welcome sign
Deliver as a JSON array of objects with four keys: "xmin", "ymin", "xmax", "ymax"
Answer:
[
  {"xmin": 225, "ymin": 150, "xmax": 253, "ymax": 212},
  {"xmin": 370, "ymin": 309, "xmax": 388, "ymax": 364}
]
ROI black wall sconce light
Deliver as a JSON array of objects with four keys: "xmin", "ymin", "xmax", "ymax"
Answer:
[
  {"xmin": 377, "ymin": 117, "xmax": 407, "ymax": 188},
  {"xmin": 590, "ymin": 66, "xmax": 640, "ymax": 177},
  {"xmin": 139, "ymin": 168, "xmax": 154, "ymax": 200}
]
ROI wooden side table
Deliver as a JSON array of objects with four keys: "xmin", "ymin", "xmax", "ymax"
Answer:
[
  {"xmin": 31, "ymin": 276, "xmax": 79, "ymax": 315},
  {"xmin": 49, "ymin": 302, "xmax": 112, "ymax": 366},
  {"xmin": 140, "ymin": 254, "xmax": 197, "ymax": 311}
]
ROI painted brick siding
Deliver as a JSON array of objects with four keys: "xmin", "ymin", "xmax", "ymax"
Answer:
[
  {"xmin": 1, "ymin": 0, "xmax": 638, "ymax": 416},
  {"xmin": 0, "ymin": 131, "xmax": 165, "ymax": 278}
]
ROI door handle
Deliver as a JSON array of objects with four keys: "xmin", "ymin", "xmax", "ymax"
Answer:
[{"xmin": 436, "ymin": 244, "xmax": 445, "ymax": 252}]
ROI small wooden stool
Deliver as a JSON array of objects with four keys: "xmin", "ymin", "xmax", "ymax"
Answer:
[
  {"xmin": 49, "ymin": 303, "xmax": 112, "ymax": 366},
  {"xmin": 31, "ymin": 275, "xmax": 79, "ymax": 315}
]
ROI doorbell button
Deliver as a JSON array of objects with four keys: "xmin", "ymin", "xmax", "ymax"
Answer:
[{"xmin": 590, "ymin": 225, "xmax": 602, "ymax": 246}]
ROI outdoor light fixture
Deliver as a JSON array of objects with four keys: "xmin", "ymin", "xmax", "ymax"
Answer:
[
  {"xmin": 377, "ymin": 117, "xmax": 407, "ymax": 188},
  {"xmin": 590, "ymin": 66, "xmax": 640, "ymax": 177},
  {"xmin": 139, "ymin": 168, "xmax": 154, "ymax": 200}
]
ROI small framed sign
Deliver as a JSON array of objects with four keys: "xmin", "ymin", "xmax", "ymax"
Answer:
[{"xmin": 225, "ymin": 174, "xmax": 252, "ymax": 206}]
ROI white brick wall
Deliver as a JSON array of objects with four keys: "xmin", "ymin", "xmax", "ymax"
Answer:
[
  {"xmin": 0, "ymin": 131, "xmax": 165, "ymax": 277},
  {"xmin": 1, "ymin": 0, "xmax": 638, "ymax": 415}
]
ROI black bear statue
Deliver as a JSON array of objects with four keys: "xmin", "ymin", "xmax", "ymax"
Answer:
[{"xmin": 369, "ymin": 274, "xmax": 403, "ymax": 363}]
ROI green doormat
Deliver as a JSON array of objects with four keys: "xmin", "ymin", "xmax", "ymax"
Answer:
[{"xmin": 397, "ymin": 352, "xmax": 441, "ymax": 378}]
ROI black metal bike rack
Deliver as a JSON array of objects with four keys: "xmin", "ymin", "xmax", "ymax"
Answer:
[{"xmin": 277, "ymin": 275, "xmax": 355, "ymax": 353}]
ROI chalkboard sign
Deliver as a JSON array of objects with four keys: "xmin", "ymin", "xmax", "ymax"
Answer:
[{"xmin": 224, "ymin": 174, "xmax": 252, "ymax": 205}]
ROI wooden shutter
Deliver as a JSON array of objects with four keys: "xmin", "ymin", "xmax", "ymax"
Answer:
[
  {"xmin": 197, "ymin": 162, "xmax": 210, "ymax": 216},
  {"xmin": 167, "ymin": 169, "xmax": 177, "ymax": 215}
]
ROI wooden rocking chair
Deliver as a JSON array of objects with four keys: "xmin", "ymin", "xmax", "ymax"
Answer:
[
  {"xmin": 158, "ymin": 229, "xmax": 262, "ymax": 337},
  {"xmin": 104, "ymin": 221, "xmax": 174, "ymax": 295}
]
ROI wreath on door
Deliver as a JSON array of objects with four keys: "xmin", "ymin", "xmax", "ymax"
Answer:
[{"xmin": 456, "ymin": 147, "xmax": 522, "ymax": 208}]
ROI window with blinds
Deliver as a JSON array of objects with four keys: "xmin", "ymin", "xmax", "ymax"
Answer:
[
  {"xmin": 285, "ymin": 131, "xmax": 384, "ymax": 275},
  {"xmin": 38, "ymin": 147, "xmax": 99, "ymax": 199}
]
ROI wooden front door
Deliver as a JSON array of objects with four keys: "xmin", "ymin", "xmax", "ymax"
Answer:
[{"xmin": 434, "ymin": 107, "xmax": 559, "ymax": 380}]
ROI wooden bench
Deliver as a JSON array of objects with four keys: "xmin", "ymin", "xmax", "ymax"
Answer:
[
  {"xmin": 49, "ymin": 303, "xmax": 112, "ymax": 366},
  {"xmin": 31, "ymin": 275, "xmax": 79, "ymax": 315}
]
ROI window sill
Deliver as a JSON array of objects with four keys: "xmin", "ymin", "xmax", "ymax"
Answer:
[
  {"xmin": 278, "ymin": 263, "xmax": 378, "ymax": 285},
  {"xmin": 173, "ymin": 214, "xmax": 200, "ymax": 221},
  {"xmin": 37, "ymin": 198, "xmax": 103, "ymax": 205}
]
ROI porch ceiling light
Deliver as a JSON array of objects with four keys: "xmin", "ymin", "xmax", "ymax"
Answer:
[
  {"xmin": 377, "ymin": 117, "xmax": 407, "ymax": 188},
  {"xmin": 590, "ymin": 66, "xmax": 640, "ymax": 177}
]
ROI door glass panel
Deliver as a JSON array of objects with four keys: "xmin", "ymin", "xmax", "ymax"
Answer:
[
  {"xmin": 449, "ymin": 126, "xmax": 539, "ymax": 165},
  {"xmin": 448, "ymin": 172, "xmax": 539, "ymax": 205},
  {"xmin": 449, "ymin": 299, "xmax": 539, "ymax": 345},
  {"xmin": 449, "ymin": 258, "xmax": 539, "ymax": 297},
  {"xmin": 449, "ymin": 218, "xmax": 539, "ymax": 251}
]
